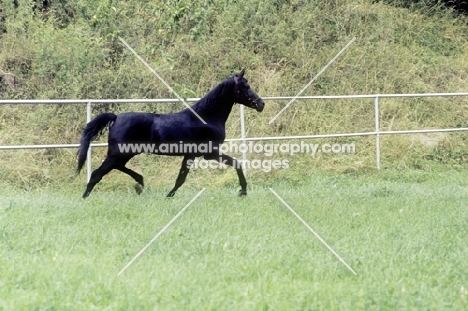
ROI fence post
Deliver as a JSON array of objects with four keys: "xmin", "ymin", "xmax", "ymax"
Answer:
[
  {"xmin": 86, "ymin": 102, "xmax": 92, "ymax": 182},
  {"xmin": 374, "ymin": 96, "xmax": 381, "ymax": 170},
  {"xmin": 239, "ymin": 104, "xmax": 247, "ymax": 173}
]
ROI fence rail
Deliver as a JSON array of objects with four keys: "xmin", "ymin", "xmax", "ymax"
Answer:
[{"xmin": 1, "ymin": 92, "xmax": 468, "ymax": 181}]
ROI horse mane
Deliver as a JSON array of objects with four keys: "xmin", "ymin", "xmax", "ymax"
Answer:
[{"xmin": 190, "ymin": 76, "xmax": 236, "ymax": 114}]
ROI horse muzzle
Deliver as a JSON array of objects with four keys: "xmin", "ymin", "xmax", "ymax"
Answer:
[{"xmin": 253, "ymin": 98, "xmax": 264, "ymax": 112}]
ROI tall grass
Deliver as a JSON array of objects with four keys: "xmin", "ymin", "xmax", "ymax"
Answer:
[{"xmin": 0, "ymin": 0, "xmax": 468, "ymax": 188}]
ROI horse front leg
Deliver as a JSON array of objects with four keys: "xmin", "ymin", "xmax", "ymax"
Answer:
[
  {"xmin": 206, "ymin": 152, "xmax": 247, "ymax": 196},
  {"xmin": 166, "ymin": 156, "xmax": 195, "ymax": 198}
]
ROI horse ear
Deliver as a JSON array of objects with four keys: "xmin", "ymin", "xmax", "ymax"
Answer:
[{"xmin": 234, "ymin": 69, "xmax": 245, "ymax": 84}]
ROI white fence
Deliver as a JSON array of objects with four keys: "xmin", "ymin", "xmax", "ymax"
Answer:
[{"xmin": 1, "ymin": 92, "xmax": 468, "ymax": 181}]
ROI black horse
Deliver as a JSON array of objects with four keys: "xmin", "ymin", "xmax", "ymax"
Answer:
[{"xmin": 76, "ymin": 70, "xmax": 264, "ymax": 198}]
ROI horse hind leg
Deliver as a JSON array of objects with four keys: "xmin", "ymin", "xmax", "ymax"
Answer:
[
  {"xmin": 117, "ymin": 166, "xmax": 144, "ymax": 195},
  {"xmin": 82, "ymin": 155, "xmax": 121, "ymax": 198}
]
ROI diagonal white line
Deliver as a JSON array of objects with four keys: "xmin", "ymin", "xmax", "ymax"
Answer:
[
  {"xmin": 268, "ymin": 37, "xmax": 356, "ymax": 124},
  {"xmin": 117, "ymin": 188, "xmax": 206, "ymax": 276},
  {"xmin": 268, "ymin": 188, "xmax": 357, "ymax": 276},
  {"xmin": 118, "ymin": 37, "xmax": 207, "ymax": 125}
]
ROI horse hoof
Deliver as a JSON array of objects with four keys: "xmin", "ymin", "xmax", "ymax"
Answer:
[
  {"xmin": 238, "ymin": 189, "xmax": 247, "ymax": 197},
  {"xmin": 135, "ymin": 183, "xmax": 144, "ymax": 195}
]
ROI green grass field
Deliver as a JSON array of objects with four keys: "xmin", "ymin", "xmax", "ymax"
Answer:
[{"xmin": 1, "ymin": 169, "xmax": 467, "ymax": 310}]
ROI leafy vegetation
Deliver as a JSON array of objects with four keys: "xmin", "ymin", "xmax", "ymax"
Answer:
[{"xmin": 0, "ymin": 0, "xmax": 468, "ymax": 189}]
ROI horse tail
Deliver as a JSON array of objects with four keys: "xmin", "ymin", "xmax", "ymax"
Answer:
[{"xmin": 76, "ymin": 112, "xmax": 117, "ymax": 174}]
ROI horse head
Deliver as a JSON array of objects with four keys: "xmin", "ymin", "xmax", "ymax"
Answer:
[{"xmin": 233, "ymin": 69, "xmax": 264, "ymax": 112}]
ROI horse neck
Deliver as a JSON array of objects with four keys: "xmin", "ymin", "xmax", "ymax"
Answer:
[{"xmin": 192, "ymin": 80, "xmax": 235, "ymax": 125}]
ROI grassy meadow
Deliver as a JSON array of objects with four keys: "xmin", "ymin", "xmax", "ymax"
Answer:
[{"xmin": 1, "ymin": 169, "xmax": 468, "ymax": 310}]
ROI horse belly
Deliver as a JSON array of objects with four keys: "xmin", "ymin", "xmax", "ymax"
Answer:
[{"xmin": 152, "ymin": 125, "xmax": 224, "ymax": 156}]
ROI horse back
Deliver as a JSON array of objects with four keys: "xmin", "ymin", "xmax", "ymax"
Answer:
[{"xmin": 108, "ymin": 112, "xmax": 154, "ymax": 142}]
